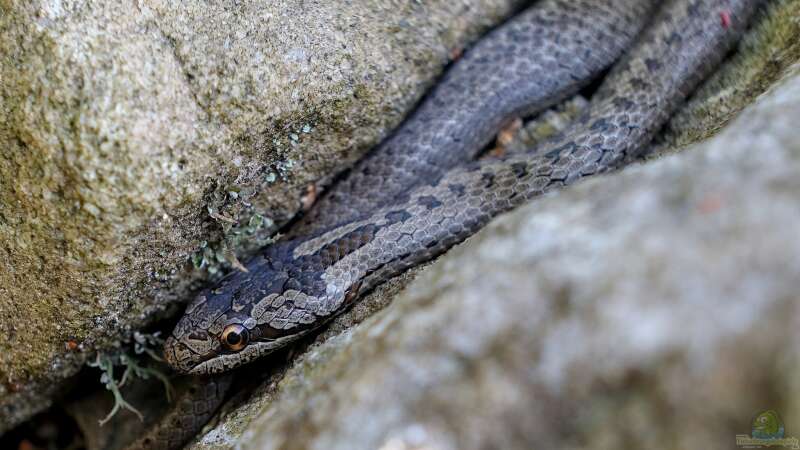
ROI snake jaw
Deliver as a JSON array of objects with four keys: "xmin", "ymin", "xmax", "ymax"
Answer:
[
  {"xmin": 163, "ymin": 334, "xmax": 212, "ymax": 374},
  {"xmin": 185, "ymin": 342, "xmax": 265, "ymax": 375},
  {"xmin": 185, "ymin": 332, "xmax": 309, "ymax": 375}
]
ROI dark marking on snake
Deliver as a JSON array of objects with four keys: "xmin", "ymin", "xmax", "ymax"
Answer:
[
  {"xmin": 481, "ymin": 171, "xmax": 496, "ymax": 188},
  {"xmin": 511, "ymin": 162, "xmax": 529, "ymax": 179},
  {"xmin": 448, "ymin": 183, "xmax": 466, "ymax": 197},
  {"xmin": 417, "ymin": 195, "xmax": 443, "ymax": 210}
]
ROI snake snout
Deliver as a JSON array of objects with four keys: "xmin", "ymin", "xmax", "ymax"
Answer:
[
  {"xmin": 163, "ymin": 334, "xmax": 202, "ymax": 374},
  {"xmin": 162, "ymin": 335, "xmax": 183, "ymax": 372}
]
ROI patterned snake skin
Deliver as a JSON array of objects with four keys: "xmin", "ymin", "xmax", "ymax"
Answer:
[
  {"xmin": 139, "ymin": 0, "xmax": 762, "ymax": 448},
  {"xmin": 289, "ymin": 0, "xmax": 657, "ymax": 237},
  {"xmin": 126, "ymin": 374, "xmax": 233, "ymax": 450}
]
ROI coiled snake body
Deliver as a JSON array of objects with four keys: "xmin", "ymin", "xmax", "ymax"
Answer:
[{"xmin": 137, "ymin": 0, "xmax": 763, "ymax": 448}]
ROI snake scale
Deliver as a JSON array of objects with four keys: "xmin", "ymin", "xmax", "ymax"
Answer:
[{"xmin": 131, "ymin": 0, "xmax": 763, "ymax": 448}]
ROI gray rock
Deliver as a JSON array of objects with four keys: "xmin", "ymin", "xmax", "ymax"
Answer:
[
  {"xmin": 0, "ymin": 0, "xmax": 523, "ymax": 432},
  {"xmin": 229, "ymin": 62, "xmax": 800, "ymax": 450}
]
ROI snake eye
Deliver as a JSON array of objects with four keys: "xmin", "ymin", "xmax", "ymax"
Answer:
[{"xmin": 220, "ymin": 324, "xmax": 249, "ymax": 352}]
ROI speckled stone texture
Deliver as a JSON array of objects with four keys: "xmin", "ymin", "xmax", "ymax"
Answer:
[
  {"xmin": 224, "ymin": 64, "xmax": 800, "ymax": 450},
  {"xmin": 0, "ymin": 0, "xmax": 523, "ymax": 432}
]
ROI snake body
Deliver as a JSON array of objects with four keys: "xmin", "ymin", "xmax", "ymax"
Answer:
[
  {"xmin": 290, "ymin": 0, "xmax": 657, "ymax": 237},
  {"xmin": 147, "ymin": 0, "xmax": 762, "ymax": 447}
]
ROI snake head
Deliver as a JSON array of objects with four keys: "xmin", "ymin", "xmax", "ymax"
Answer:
[{"xmin": 164, "ymin": 243, "xmax": 330, "ymax": 375}]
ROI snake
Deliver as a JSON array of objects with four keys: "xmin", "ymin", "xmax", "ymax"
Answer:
[{"xmin": 130, "ymin": 0, "xmax": 763, "ymax": 448}]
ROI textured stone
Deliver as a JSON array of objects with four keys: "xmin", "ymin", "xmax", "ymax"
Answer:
[{"xmin": 0, "ymin": 0, "xmax": 522, "ymax": 432}]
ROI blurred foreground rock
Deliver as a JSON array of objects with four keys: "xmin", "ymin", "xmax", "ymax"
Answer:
[{"xmin": 193, "ymin": 64, "xmax": 800, "ymax": 450}]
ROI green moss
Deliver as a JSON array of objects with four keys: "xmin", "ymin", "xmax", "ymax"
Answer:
[{"xmin": 656, "ymin": 0, "xmax": 800, "ymax": 152}]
